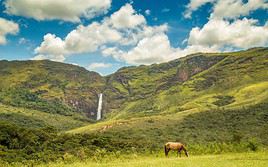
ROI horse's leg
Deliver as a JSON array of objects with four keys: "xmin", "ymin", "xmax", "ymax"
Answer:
[
  {"xmin": 178, "ymin": 147, "xmax": 183, "ymax": 157},
  {"xmin": 166, "ymin": 148, "xmax": 170, "ymax": 157},
  {"xmin": 165, "ymin": 146, "xmax": 170, "ymax": 157},
  {"xmin": 177, "ymin": 150, "xmax": 181, "ymax": 157},
  {"xmin": 178, "ymin": 151, "xmax": 182, "ymax": 157},
  {"xmin": 182, "ymin": 145, "xmax": 189, "ymax": 157}
]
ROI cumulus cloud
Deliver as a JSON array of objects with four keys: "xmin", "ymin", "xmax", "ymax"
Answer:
[
  {"xmin": 34, "ymin": 3, "xmax": 268, "ymax": 66},
  {"xmin": 212, "ymin": 0, "xmax": 268, "ymax": 19},
  {"xmin": 188, "ymin": 18, "xmax": 268, "ymax": 49},
  {"xmin": 184, "ymin": 0, "xmax": 215, "ymax": 18},
  {"xmin": 184, "ymin": 0, "xmax": 268, "ymax": 51},
  {"xmin": 4, "ymin": 0, "xmax": 111, "ymax": 22},
  {"xmin": 64, "ymin": 23, "xmax": 121, "ymax": 54},
  {"xmin": 185, "ymin": 0, "xmax": 268, "ymax": 19},
  {"xmin": 106, "ymin": 34, "xmax": 177, "ymax": 65},
  {"xmin": 34, "ymin": 34, "xmax": 66, "ymax": 61},
  {"xmin": 32, "ymin": 54, "xmax": 66, "ymax": 62},
  {"xmin": 103, "ymin": 34, "xmax": 218, "ymax": 65},
  {"xmin": 33, "ymin": 4, "xmax": 167, "ymax": 63},
  {"xmin": 109, "ymin": 4, "xmax": 146, "ymax": 29},
  {"xmin": 0, "ymin": 17, "xmax": 19, "ymax": 45},
  {"xmin": 88, "ymin": 63, "xmax": 112, "ymax": 70}
]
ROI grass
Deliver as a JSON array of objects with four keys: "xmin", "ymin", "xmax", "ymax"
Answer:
[{"xmin": 35, "ymin": 152, "xmax": 268, "ymax": 167}]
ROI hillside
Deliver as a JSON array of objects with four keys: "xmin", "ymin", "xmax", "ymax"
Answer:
[
  {"xmin": 103, "ymin": 47, "xmax": 268, "ymax": 118},
  {"xmin": 68, "ymin": 47, "xmax": 268, "ymax": 153},
  {"xmin": 0, "ymin": 47, "xmax": 268, "ymax": 164},
  {"xmin": 0, "ymin": 60, "xmax": 105, "ymax": 120},
  {"xmin": 0, "ymin": 48, "xmax": 268, "ymax": 128}
]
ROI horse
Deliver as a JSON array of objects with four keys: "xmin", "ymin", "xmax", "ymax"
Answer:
[{"xmin": 164, "ymin": 142, "xmax": 189, "ymax": 157}]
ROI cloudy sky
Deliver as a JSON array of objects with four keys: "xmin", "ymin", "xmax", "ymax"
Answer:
[{"xmin": 0, "ymin": 0, "xmax": 267, "ymax": 75}]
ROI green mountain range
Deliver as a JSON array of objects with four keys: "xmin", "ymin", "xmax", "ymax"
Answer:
[
  {"xmin": 1, "ymin": 48, "xmax": 267, "ymax": 123},
  {"xmin": 1, "ymin": 47, "xmax": 268, "ymax": 164}
]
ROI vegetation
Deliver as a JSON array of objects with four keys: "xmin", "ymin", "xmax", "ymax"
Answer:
[
  {"xmin": 0, "ymin": 60, "xmax": 105, "ymax": 119},
  {"xmin": 0, "ymin": 102, "xmax": 267, "ymax": 165},
  {"xmin": 0, "ymin": 103, "xmax": 90, "ymax": 130},
  {"xmin": 0, "ymin": 48, "xmax": 268, "ymax": 165},
  {"xmin": 36, "ymin": 152, "xmax": 268, "ymax": 167}
]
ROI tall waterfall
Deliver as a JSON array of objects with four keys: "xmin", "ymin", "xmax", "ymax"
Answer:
[{"xmin": 96, "ymin": 93, "xmax": 103, "ymax": 121}]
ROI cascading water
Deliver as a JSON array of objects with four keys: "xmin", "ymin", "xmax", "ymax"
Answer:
[{"xmin": 96, "ymin": 93, "xmax": 103, "ymax": 121}]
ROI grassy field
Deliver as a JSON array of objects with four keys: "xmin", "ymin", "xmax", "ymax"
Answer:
[{"xmin": 37, "ymin": 152, "xmax": 268, "ymax": 167}]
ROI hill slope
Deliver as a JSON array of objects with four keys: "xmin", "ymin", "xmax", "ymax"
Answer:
[
  {"xmin": 0, "ymin": 60, "xmax": 105, "ymax": 120},
  {"xmin": 0, "ymin": 48, "xmax": 268, "ymax": 164},
  {"xmin": 0, "ymin": 47, "xmax": 268, "ymax": 129},
  {"xmin": 68, "ymin": 47, "xmax": 268, "ymax": 150},
  {"xmin": 102, "ymin": 47, "xmax": 268, "ymax": 119}
]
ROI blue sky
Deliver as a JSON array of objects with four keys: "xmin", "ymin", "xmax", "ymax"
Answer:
[{"xmin": 0, "ymin": 0, "xmax": 267, "ymax": 75}]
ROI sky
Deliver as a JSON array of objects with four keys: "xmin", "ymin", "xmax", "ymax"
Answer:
[{"xmin": 0, "ymin": 0, "xmax": 267, "ymax": 75}]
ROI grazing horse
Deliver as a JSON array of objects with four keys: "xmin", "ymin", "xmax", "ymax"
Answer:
[{"xmin": 164, "ymin": 142, "xmax": 189, "ymax": 157}]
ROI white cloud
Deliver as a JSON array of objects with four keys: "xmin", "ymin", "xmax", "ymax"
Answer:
[
  {"xmin": 4, "ymin": 0, "xmax": 111, "ymax": 22},
  {"xmin": 34, "ymin": 4, "xmax": 166, "ymax": 62},
  {"xmin": 88, "ymin": 62, "xmax": 112, "ymax": 70},
  {"xmin": 34, "ymin": 3, "xmax": 268, "ymax": 66},
  {"xmin": 103, "ymin": 34, "xmax": 218, "ymax": 65},
  {"xmin": 184, "ymin": 0, "xmax": 268, "ymax": 51},
  {"xmin": 188, "ymin": 18, "xmax": 268, "ymax": 49},
  {"xmin": 33, "ymin": 23, "xmax": 122, "ymax": 61},
  {"xmin": 109, "ymin": 4, "xmax": 146, "ymax": 29},
  {"xmin": 64, "ymin": 23, "xmax": 121, "ymax": 54},
  {"xmin": 110, "ymin": 34, "xmax": 177, "ymax": 65},
  {"xmin": 212, "ymin": 0, "xmax": 268, "ymax": 19},
  {"xmin": 0, "ymin": 17, "xmax": 19, "ymax": 45},
  {"xmin": 34, "ymin": 33, "xmax": 66, "ymax": 61},
  {"xmin": 32, "ymin": 54, "xmax": 66, "ymax": 62},
  {"xmin": 185, "ymin": 0, "xmax": 268, "ymax": 19},
  {"xmin": 184, "ymin": 0, "xmax": 215, "ymax": 18},
  {"xmin": 145, "ymin": 9, "xmax": 151, "ymax": 16}
]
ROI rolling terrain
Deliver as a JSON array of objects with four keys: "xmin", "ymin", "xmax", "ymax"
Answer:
[{"xmin": 0, "ymin": 47, "xmax": 268, "ymax": 165}]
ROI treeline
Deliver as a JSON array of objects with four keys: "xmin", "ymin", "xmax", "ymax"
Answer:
[{"xmin": 0, "ymin": 122, "xmax": 143, "ymax": 164}]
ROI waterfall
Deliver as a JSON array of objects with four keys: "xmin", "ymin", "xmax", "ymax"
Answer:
[{"xmin": 96, "ymin": 93, "xmax": 103, "ymax": 121}]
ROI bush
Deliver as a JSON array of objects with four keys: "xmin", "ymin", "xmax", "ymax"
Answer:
[{"xmin": 213, "ymin": 95, "xmax": 235, "ymax": 106}]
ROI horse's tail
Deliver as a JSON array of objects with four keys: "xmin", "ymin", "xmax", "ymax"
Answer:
[
  {"xmin": 182, "ymin": 145, "xmax": 189, "ymax": 157},
  {"xmin": 164, "ymin": 145, "xmax": 168, "ymax": 157}
]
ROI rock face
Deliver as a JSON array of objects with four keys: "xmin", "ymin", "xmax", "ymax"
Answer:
[{"xmin": 175, "ymin": 55, "xmax": 225, "ymax": 82}]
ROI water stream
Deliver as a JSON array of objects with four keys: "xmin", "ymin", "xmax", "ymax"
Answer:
[{"xmin": 96, "ymin": 93, "xmax": 103, "ymax": 120}]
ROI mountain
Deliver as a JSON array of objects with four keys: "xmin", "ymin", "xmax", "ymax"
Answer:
[
  {"xmin": 0, "ymin": 47, "xmax": 268, "ymax": 129},
  {"xmin": 67, "ymin": 47, "xmax": 268, "ymax": 154},
  {"xmin": 0, "ymin": 60, "xmax": 105, "ymax": 119},
  {"xmin": 1, "ymin": 47, "xmax": 268, "ymax": 164},
  {"xmin": 103, "ymin": 47, "xmax": 268, "ymax": 118}
]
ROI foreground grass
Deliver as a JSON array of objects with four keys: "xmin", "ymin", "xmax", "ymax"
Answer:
[{"xmin": 38, "ymin": 152, "xmax": 268, "ymax": 167}]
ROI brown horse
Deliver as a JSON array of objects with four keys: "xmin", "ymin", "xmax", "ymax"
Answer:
[{"xmin": 164, "ymin": 142, "xmax": 189, "ymax": 157}]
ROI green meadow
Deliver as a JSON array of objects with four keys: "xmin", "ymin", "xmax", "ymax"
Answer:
[{"xmin": 36, "ymin": 152, "xmax": 268, "ymax": 167}]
